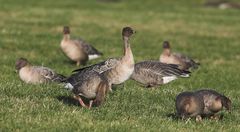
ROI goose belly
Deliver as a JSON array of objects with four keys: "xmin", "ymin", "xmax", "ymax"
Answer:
[
  {"xmin": 108, "ymin": 65, "xmax": 134, "ymax": 84},
  {"xmin": 19, "ymin": 68, "xmax": 44, "ymax": 84},
  {"xmin": 61, "ymin": 42, "xmax": 81, "ymax": 61}
]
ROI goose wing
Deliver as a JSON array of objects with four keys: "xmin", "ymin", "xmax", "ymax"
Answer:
[
  {"xmin": 33, "ymin": 66, "xmax": 66, "ymax": 83},
  {"xmin": 134, "ymin": 61, "xmax": 190, "ymax": 77},
  {"xmin": 76, "ymin": 38, "xmax": 103, "ymax": 56},
  {"xmin": 173, "ymin": 53, "xmax": 200, "ymax": 69},
  {"xmin": 72, "ymin": 58, "xmax": 119, "ymax": 74}
]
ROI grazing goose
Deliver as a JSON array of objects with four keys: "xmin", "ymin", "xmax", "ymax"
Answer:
[
  {"xmin": 15, "ymin": 58, "xmax": 66, "ymax": 84},
  {"xmin": 70, "ymin": 27, "xmax": 135, "ymax": 89},
  {"xmin": 131, "ymin": 61, "xmax": 190, "ymax": 87},
  {"xmin": 66, "ymin": 69, "xmax": 110, "ymax": 108},
  {"xmin": 159, "ymin": 41, "xmax": 200, "ymax": 70},
  {"xmin": 60, "ymin": 26, "xmax": 103, "ymax": 66},
  {"xmin": 176, "ymin": 91, "xmax": 204, "ymax": 122},
  {"xmin": 175, "ymin": 89, "xmax": 231, "ymax": 121},
  {"xmin": 204, "ymin": 0, "xmax": 240, "ymax": 9},
  {"xmin": 195, "ymin": 89, "xmax": 231, "ymax": 119}
]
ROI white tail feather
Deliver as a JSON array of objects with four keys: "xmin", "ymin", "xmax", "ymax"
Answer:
[
  {"xmin": 163, "ymin": 76, "xmax": 178, "ymax": 84},
  {"xmin": 88, "ymin": 55, "xmax": 100, "ymax": 60},
  {"xmin": 64, "ymin": 83, "xmax": 74, "ymax": 91}
]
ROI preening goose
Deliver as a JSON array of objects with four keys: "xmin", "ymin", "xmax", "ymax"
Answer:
[
  {"xmin": 131, "ymin": 61, "xmax": 190, "ymax": 87},
  {"xmin": 159, "ymin": 41, "xmax": 200, "ymax": 70},
  {"xmin": 15, "ymin": 58, "xmax": 66, "ymax": 84},
  {"xmin": 69, "ymin": 27, "xmax": 135, "ymax": 88},
  {"xmin": 60, "ymin": 26, "xmax": 103, "ymax": 66}
]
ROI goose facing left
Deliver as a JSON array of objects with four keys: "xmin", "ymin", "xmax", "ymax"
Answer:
[
  {"xmin": 15, "ymin": 58, "xmax": 66, "ymax": 84},
  {"xmin": 60, "ymin": 26, "xmax": 103, "ymax": 66}
]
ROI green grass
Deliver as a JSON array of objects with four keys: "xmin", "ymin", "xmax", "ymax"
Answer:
[{"xmin": 1, "ymin": 0, "xmax": 240, "ymax": 131}]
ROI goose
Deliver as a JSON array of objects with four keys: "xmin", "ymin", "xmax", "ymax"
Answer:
[
  {"xmin": 65, "ymin": 27, "xmax": 135, "ymax": 108},
  {"xmin": 60, "ymin": 26, "xmax": 103, "ymax": 66},
  {"xmin": 130, "ymin": 61, "xmax": 190, "ymax": 87},
  {"xmin": 159, "ymin": 41, "xmax": 200, "ymax": 70},
  {"xmin": 176, "ymin": 91, "xmax": 204, "ymax": 122},
  {"xmin": 67, "ymin": 27, "xmax": 135, "ymax": 90},
  {"xmin": 195, "ymin": 89, "xmax": 231, "ymax": 119},
  {"xmin": 15, "ymin": 58, "xmax": 66, "ymax": 84},
  {"xmin": 66, "ymin": 68, "xmax": 110, "ymax": 108},
  {"xmin": 176, "ymin": 89, "xmax": 231, "ymax": 121}
]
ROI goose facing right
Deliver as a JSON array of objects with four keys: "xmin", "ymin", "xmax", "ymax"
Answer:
[
  {"xmin": 159, "ymin": 41, "xmax": 200, "ymax": 70},
  {"xmin": 131, "ymin": 61, "xmax": 190, "ymax": 87}
]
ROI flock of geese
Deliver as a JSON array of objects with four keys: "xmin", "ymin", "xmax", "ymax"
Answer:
[{"xmin": 15, "ymin": 26, "xmax": 231, "ymax": 121}]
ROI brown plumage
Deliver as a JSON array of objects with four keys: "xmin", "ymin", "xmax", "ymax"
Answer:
[
  {"xmin": 176, "ymin": 89, "xmax": 231, "ymax": 121},
  {"xmin": 66, "ymin": 69, "xmax": 110, "ymax": 108},
  {"xmin": 176, "ymin": 91, "xmax": 204, "ymax": 121},
  {"xmin": 131, "ymin": 61, "xmax": 190, "ymax": 87},
  {"xmin": 159, "ymin": 41, "xmax": 200, "ymax": 70},
  {"xmin": 71, "ymin": 27, "xmax": 135, "ymax": 89},
  {"xmin": 195, "ymin": 89, "xmax": 231, "ymax": 118},
  {"xmin": 60, "ymin": 26, "xmax": 103, "ymax": 66},
  {"xmin": 204, "ymin": 0, "xmax": 240, "ymax": 9},
  {"xmin": 15, "ymin": 58, "xmax": 66, "ymax": 84}
]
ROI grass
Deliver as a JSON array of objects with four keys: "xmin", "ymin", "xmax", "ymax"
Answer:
[{"xmin": 0, "ymin": 0, "xmax": 240, "ymax": 131}]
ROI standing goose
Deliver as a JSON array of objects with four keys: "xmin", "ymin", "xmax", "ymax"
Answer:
[
  {"xmin": 65, "ymin": 27, "xmax": 135, "ymax": 108},
  {"xmin": 60, "ymin": 26, "xmax": 103, "ymax": 66},
  {"xmin": 68, "ymin": 27, "xmax": 135, "ymax": 89},
  {"xmin": 15, "ymin": 58, "xmax": 66, "ymax": 84},
  {"xmin": 131, "ymin": 61, "xmax": 190, "ymax": 87},
  {"xmin": 159, "ymin": 41, "xmax": 200, "ymax": 70}
]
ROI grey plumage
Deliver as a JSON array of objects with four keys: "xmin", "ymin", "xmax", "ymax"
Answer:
[
  {"xmin": 131, "ymin": 61, "xmax": 190, "ymax": 87},
  {"xmin": 77, "ymin": 38, "xmax": 103, "ymax": 56}
]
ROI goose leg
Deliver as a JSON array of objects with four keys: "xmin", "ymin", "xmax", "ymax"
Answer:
[
  {"xmin": 76, "ymin": 61, "xmax": 81, "ymax": 66},
  {"xmin": 88, "ymin": 100, "xmax": 93, "ymax": 109},
  {"xmin": 73, "ymin": 95, "xmax": 87, "ymax": 108}
]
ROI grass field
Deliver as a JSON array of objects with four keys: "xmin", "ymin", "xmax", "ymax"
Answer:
[{"xmin": 1, "ymin": 0, "xmax": 240, "ymax": 131}]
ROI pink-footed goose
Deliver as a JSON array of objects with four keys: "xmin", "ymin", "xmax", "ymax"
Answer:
[
  {"xmin": 60, "ymin": 26, "xmax": 103, "ymax": 66},
  {"xmin": 131, "ymin": 61, "xmax": 190, "ymax": 87},
  {"xmin": 159, "ymin": 41, "xmax": 200, "ymax": 70},
  {"xmin": 15, "ymin": 58, "xmax": 66, "ymax": 84},
  {"xmin": 64, "ymin": 27, "xmax": 135, "ymax": 108},
  {"xmin": 176, "ymin": 89, "xmax": 231, "ymax": 121},
  {"xmin": 66, "ymin": 27, "xmax": 135, "ymax": 90}
]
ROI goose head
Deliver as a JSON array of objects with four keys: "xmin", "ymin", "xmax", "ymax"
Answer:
[
  {"xmin": 15, "ymin": 58, "xmax": 29, "ymax": 71},
  {"xmin": 122, "ymin": 27, "xmax": 135, "ymax": 39},
  {"xmin": 163, "ymin": 41, "xmax": 171, "ymax": 49},
  {"xmin": 63, "ymin": 26, "xmax": 70, "ymax": 35},
  {"xmin": 221, "ymin": 96, "xmax": 232, "ymax": 112}
]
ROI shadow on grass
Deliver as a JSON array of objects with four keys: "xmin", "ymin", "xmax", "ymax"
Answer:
[
  {"xmin": 57, "ymin": 96, "xmax": 80, "ymax": 106},
  {"xmin": 56, "ymin": 96, "xmax": 95, "ymax": 107}
]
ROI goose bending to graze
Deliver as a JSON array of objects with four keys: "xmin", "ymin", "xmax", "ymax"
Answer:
[
  {"xmin": 159, "ymin": 41, "xmax": 200, "ymax": 70},
  {"xmin": 60, "ymin": 26, "xmax": 103, "ymax": 66},
  {"xmin": 131, "ymin": 61, "xmax": 190, "ymax": 87},
  {"xmin": 70, "ymin": 27, "xmax": 135, "ymax": 88},
  {"xmin": 66, "ymin": 69, "xmax": 110, "ymax": 108},
  {"xmin": 15, "ymin": 58, "xmax": 66, "ymax": 84}
]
